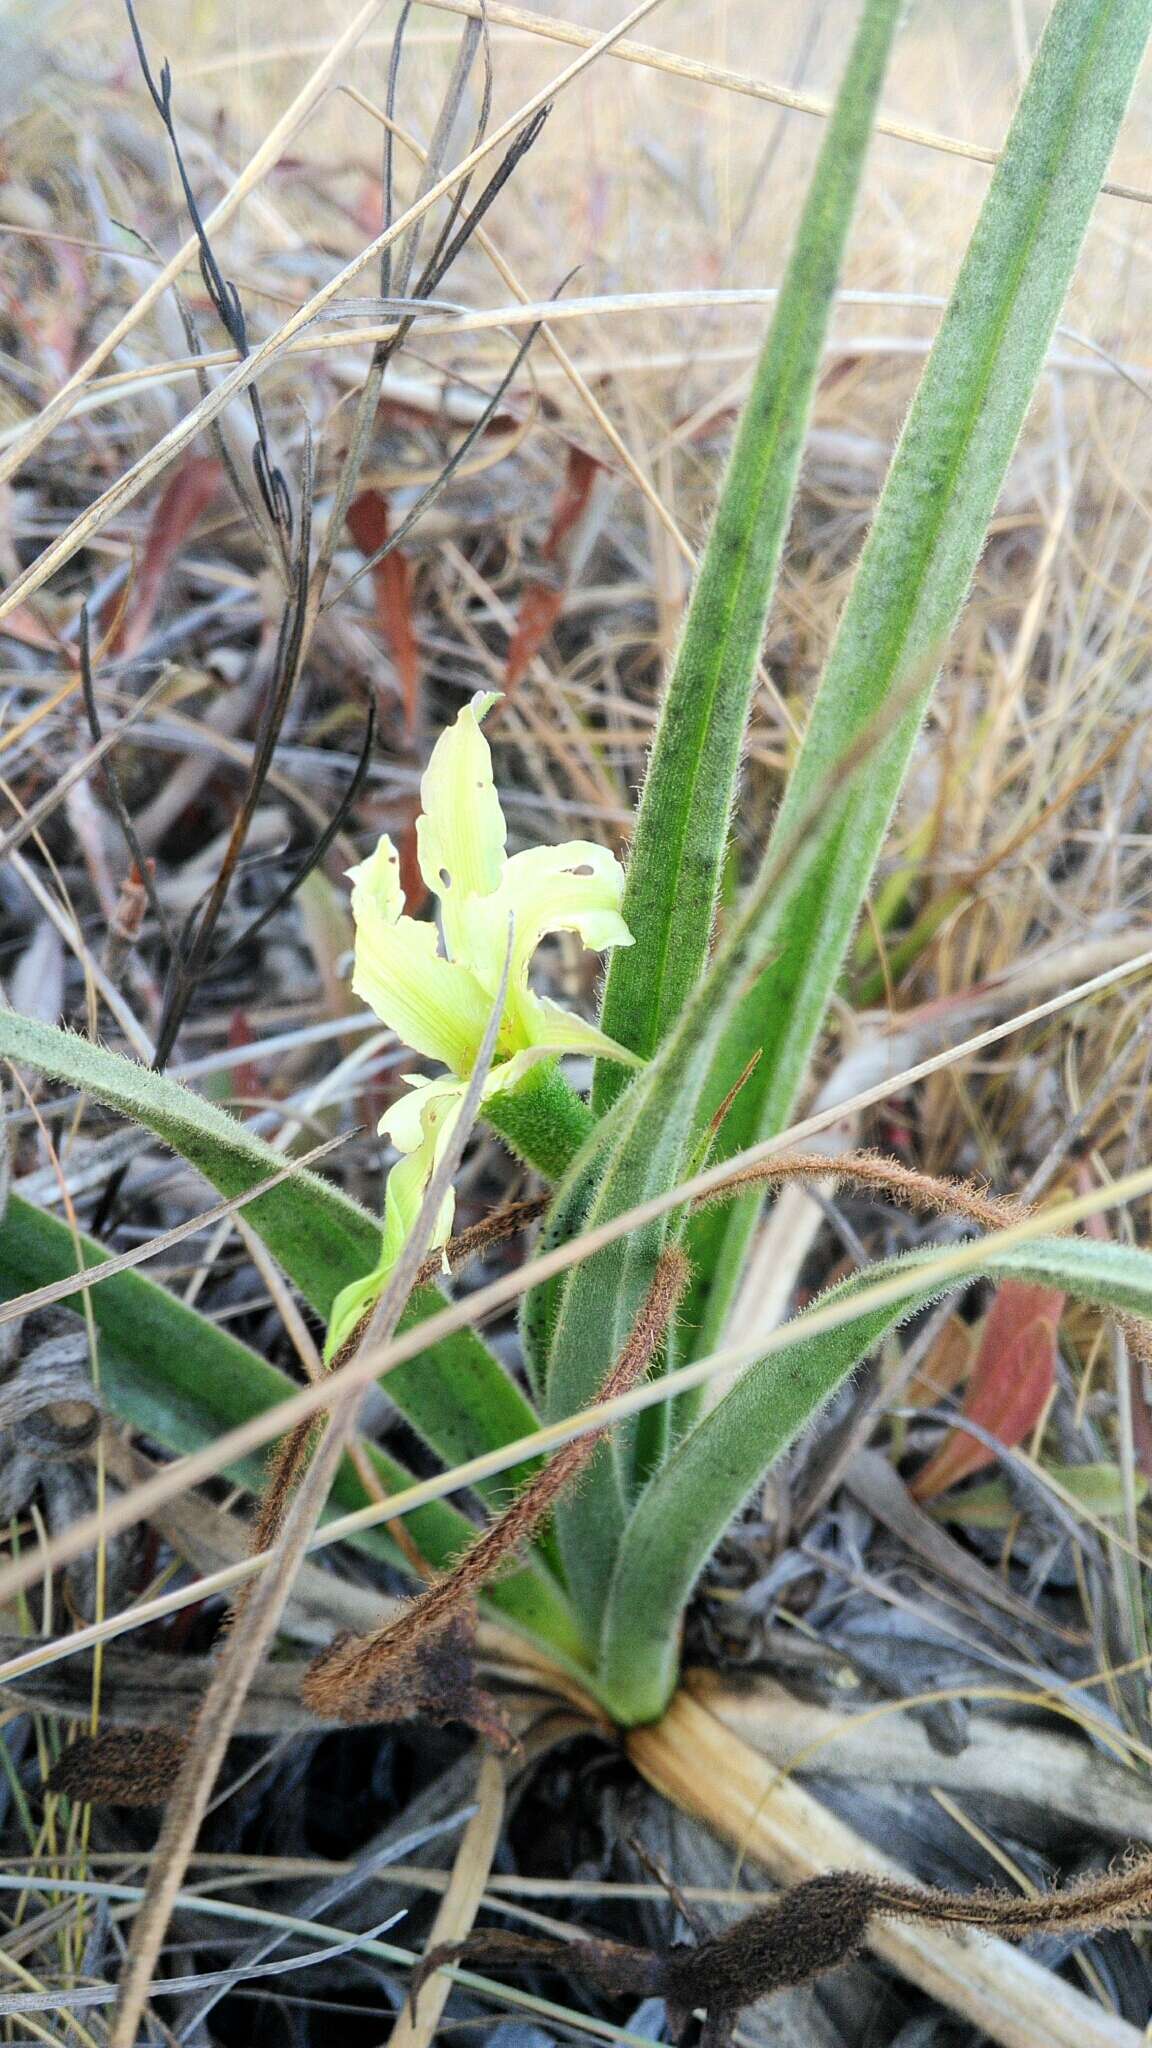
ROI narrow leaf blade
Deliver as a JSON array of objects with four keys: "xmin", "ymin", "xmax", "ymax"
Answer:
[
  {"xmin": 0, "ymin": 1194, "xmax": 580, "ymax": 1653},
  {"xmin": 690, "ymin": 0, "xmax": 1152, "ymax": 1350},
  {"xmin": 593, "ymin": 0, "xmax": 903, "ymax": 1109},
  {"xmin": 0, "ymin": 1010, "xmax": 542, "ymax": 1485},
  {"xmin": 599, "ymin": 1233, "xmax": 1152, "ymax": 1723}
]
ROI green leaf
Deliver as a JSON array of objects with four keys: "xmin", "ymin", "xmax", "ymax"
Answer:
[
  {"xmin": 0, "ymin": 1010, "xmax": 541, "ymax": 1493},
  {"xmin": 593, "ymin": 0, "xmax": 903, "ymax": 1112},
  {"xmin": 545, "ymin": 0, "xmax": 1152, "ymax": 1624},
  {"xmin": 598, "ymin": 1234, "xmax": 1152, "ymax": 1723},
  {"xmin": 483, "ymin": 1059, "xmax": 597, "ymax": 1180},
  {"xmin": 689, "ymin": 0, "xmax": 1152, "ymax": 1351},
  {"xmin": 541, "ymin": 711, "xmax": 872, "ymax": 1630},
  {"xmin": 0, "ymin": 1193, "xmax": 582, "ymax": 1657}
]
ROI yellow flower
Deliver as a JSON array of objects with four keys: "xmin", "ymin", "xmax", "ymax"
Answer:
[{"xmin": 325, "ymin": 691, "xmax": 637, "ymax": 1355}]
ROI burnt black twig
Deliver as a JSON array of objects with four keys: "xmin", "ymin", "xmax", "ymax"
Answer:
[
  {"xmin": 414, "ymin": 105, "xmax": 551, "ymax": 304},
  {"xmin": 398, "ymin": 4, "xmax": 494, "ymax": 304},
  {"xmin": 324, "ymin": 289, "xmax": 555, "ymax": 614},
  {"xmin": 206, "ymin": 699, "xmax": 375, "ymax": 972},
  {"xmin": 123, "ymin": 0, "xmax": 292, "ymax": 556},
  {"xmin": 149, "ymin": 436, "xmax": 315, "ymax": 1067},
  {"xmin": 311, "ymin": 5, "xmax": 495, "ymax": 602}
]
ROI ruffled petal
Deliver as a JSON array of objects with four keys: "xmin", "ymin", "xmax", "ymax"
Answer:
[
  {"xmin": 415, "ymin": 691, "xmax": 506, "ymax": 967},
  {"xmin": 379, "ymin": 1116, "xmax": 458, "ymax": 1268},
  {"xmin": 349, "ymin": 836, "xmax": 491, "ymax": 1072},
  {"xmin": 379, "ymin": 1072, "xmax": 466, "ymax": 1153},
  {"xmin": 511, "ymin": 988, "xmax": 644, "ymax": 1067},
  {"xmin": 469, "ymin": 840, "xmax": 632, "ymax": 999},
  {"xmin": 324, "ymin": 1260, "xmax": 391, "ymax": 1362}
]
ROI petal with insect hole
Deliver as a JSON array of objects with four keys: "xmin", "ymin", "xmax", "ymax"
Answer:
[
  {"xmin": 467, "ymin": 840, "xmax": 634, "ymax": 1002},
  {"xmin": 415, "ymin": 691, "xmax": 506, "ymax": 966}
]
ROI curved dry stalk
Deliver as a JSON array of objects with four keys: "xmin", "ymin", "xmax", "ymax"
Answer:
[
  {"xmin": 246, "ymin": 1417, "xmax": 322, "ymax": 1564},
  {"xmin": 0, "ymin": 0, "xmax": 391, "ymax": 491},
  {"xmin": 696, "ymin": 1147, "xmax": 1031, "ymax": 1235},
  {"xmin": 408, "ymin": 0, "xmax": 1152, "ymax": 204},
  {"xmin": 302, "ymin": 1248, "xmax": 690, "ymax": 1721},
  {"xmin": 0, "ymin": 0, "xmax": 667, "ymax": 626},
  {"xmin": 415, "ymin": 1195, "xmax": 549, "ymax": 1285},
  {"xmin": 415, "ymin": 1854, "xmax": 1152, "ymax": 2048}
]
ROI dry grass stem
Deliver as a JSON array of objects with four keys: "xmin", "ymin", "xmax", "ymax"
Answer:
[{"xmin": 302, "ymin": 1247, "xmax": 690, "ymax": 1720}]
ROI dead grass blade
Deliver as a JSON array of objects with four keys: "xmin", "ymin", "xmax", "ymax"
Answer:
[
  {"xmin": 406, "ymin": 0, "xmax": 1152, "ymax": 204},
  {"xmin": 104, "ymin": 933, "xmax": 514, "ymax": 2048},
  {"xmin": 0, "ymin": 0, "xmax": 392, "ymax": 489},
  {"xmin": 393, "ymin": 1753, "xmax": 506, "ymax": 2048},
  {"xmin": 0, "ymin": 0, "xmax": 668, "ymax": 625},
  {"xmin": 0, "ymin": 1134, "xmax": 348, "ymax": 1328}
]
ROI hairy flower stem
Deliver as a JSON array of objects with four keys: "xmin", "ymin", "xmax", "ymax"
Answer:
[{"xmin": 302, "ymin": 1247, "xmax": 690, "ymax": 1720}]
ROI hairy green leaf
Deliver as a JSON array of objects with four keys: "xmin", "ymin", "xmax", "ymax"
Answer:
[
  {"xmin": 599, "ymin": 1234, "xmax": 1152, "ymax": 1722},
  {"xmin": 593, "ymin": 0, "xmax": 902, "ymax": 1109},
  {"xmin": 0, "ymin": 1193, "xmax": 581, "ymax": 1655},
  {"xmin": 689, "ymin": 0, "xmax": 1152, "ymax": 1351},
  {"xmin": 0, "ymin": 1010, "xmax": 541, "ymax": 1489}
]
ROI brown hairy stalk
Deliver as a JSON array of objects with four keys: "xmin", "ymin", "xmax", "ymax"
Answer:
[
  {"xmin": 697, "ymin": 1148, "xmax": 1031, "ymax": 1236},
  {"xmin": 253, "ymin": 1199, "xmax": 545, "ymax": 1525},
  {"xmin": 249, "ymin": 1295, "xmax": 373, "ymax": 1535},
  {"xmin": 301, "ymin": 1248, "xmax": 690, "ymax": 1725},
  {"xmin": 239, "ymin": 1202, "xmax": 550, "ymax": 1592},
  {"xmin": 215, "ymin": 1415, "xmax": 328, "ymax": 1648},
  {"xmin": 251, "ymin": 1416, "xmax": 323, "ymax": 1561},
  {"xmin": 47, "ymin": 1730, "xmax": 191, "ymax": 1808},
  {"xmin": 1116, "ymin": 1307, "xmax": 1152, "ymax": 1380},
  {"xmin": 415, "ymin": 1195, "xmax": 549, "ymax": 1285},
  {"xmin": 242, "ymin": 1201, "xmax": 548, "ymax": 1598},
  {"xmin": 418, "ymin": 1856, "xmax": 1152, "ymax": 2047}
]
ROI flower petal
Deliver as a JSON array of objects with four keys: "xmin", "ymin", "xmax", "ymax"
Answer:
[
  {"xmin": 379, "ymin": 1072, "xmax": 466, "ymax": 1153},
  {"xmin": 470, "ymin": 841, "xmax": 632, "ymax": 998},
  {"xmin": 379, "ymin": 1110, "xmax": 459, "ymax": 1268},
  {"xmin": 349, "ymin": 836, "xmax": 490, "ymax": 1072},
  {"xmin": 416, "ymin": 691, "xmax": 506, "ymax": 965},
  {"xmin": 324, "ymin": 1081, "xmax": 464, "ymax": 1360},
  {"xmin": 512, "ymin": 990, "xmax": 645, "ymax": 1067},
  {"xmin": 347, "ymin": 831, "xmax": 405, "ymax": 925}
]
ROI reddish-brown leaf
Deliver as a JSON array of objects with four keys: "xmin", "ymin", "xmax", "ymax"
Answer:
[
  {"xmin": 395, "ymin": 793, "xmax": 428, "ymax": 916},
  {"xmin": 110, "ymin": 456, "xmax": 222, "ymax": 657},
  {"xmin": 225, "ymin": 1008, "xmax": 261, "ymax": 1108},
  {"xmin": 905, "ymin": 1315, "xmax": 974, "ymax": 1410},
  {"xmin": 911, "ymin": 1281, "xmax": 1063, "ymax": 1500},
  {"xmin": 347, "ymin": 488, "xmax": 422, "ymax": 741},
  {"xmin": 0, "ymin": 605, "xmax": 67, "ymax": 655},
  {"xmin": 504, "ymin": 445, "xmax": 602, "ymax": 693}
]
